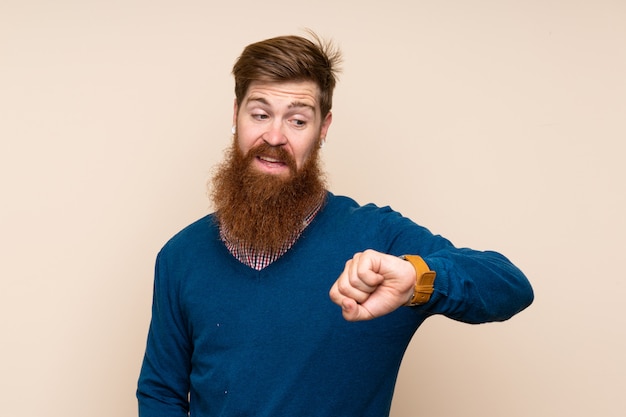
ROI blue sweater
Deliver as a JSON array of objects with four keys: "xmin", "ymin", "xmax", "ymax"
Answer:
[{"xmin": 137, "ymin": 193, "xmax": 533, "ymax": 416}]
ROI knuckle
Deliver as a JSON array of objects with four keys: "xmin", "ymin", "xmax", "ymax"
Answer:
[
  {"xmin": 362, "ymin": 249, "xmax": 377, "ymax": 258},
  {"xmin": 348, "ymin": 273, "xmax": 361, "ymax": 286},
  {"xmin": 336, "ymin": 279, "xmax": 351, "ymax": 294}
]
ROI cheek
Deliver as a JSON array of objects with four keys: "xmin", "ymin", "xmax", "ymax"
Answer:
[
  {"xmin": 234, "ymin": 132, "xmax": 256, "ymax": 155},
  {"xmin": 295, "ymin": 141, "xmax": 319, "ymax": 169}
]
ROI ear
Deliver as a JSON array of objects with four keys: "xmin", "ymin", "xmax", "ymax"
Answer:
[
  {"xmin": 320, "ymin": 111, "xmax": 333, "ymax": 141},
  {"xmin": 232, "ymin": 98, "xmax": 238, "ymax": 127}
]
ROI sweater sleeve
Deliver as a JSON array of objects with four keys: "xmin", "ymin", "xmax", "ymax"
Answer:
[
  {"xmin": 421, "ymin": 246, "xmax": 534, "ymax": 323},
  {"xmin": 381, "ymin": 209, "xmax": 534, "ymax": 323},
  {"xmin": 137, "ymin": 250, "xmax": 191, "ymax": 416}
]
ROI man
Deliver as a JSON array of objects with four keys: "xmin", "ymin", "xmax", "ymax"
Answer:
[{"xmin": 137, "ymin": 32, "xmax": 534, "ymax": 417}]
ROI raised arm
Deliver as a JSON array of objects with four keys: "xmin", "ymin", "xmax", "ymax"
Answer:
[{"xmin": 330, "ymin": 227, "xmax": 533, "ymax": 323}]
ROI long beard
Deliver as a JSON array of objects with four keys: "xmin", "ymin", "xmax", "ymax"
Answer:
[{"xmin": 210, "ymin": 139, "xmax": 326, "ymax": 254}]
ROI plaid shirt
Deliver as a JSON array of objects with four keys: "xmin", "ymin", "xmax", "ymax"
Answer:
[{"xmin": 220, "ymin": 200, "xmax": 323, "ymax": 270}]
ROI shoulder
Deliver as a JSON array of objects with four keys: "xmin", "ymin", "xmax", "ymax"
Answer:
[
  {"xmin": 324, "ymin": 192, "xmax": 408, "ymax": 224},
  {"xmin": 321, "ymin": 192, "xmax": 422, "ymax": 241},
  {"xmin": 322, "ymin": 192, "xmax": 445, "ymax": 253},
  {"xmin": 159, "ymin": 214, "xmax": 218, "ymax": 256}
]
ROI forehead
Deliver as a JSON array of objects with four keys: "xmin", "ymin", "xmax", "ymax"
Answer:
[{"xmin": 243, "ymin": 80, "xmax": 321, "ymax": 111}]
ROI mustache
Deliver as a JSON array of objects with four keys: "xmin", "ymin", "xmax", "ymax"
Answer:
[{"xmin": 245, "ymin": 142, "xmax": 297, "ymax": 172}]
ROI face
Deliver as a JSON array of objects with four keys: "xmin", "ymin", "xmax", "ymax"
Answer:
[{"xmin": 233, "ymin": 80, "xmax": 332, "ymax": 178}]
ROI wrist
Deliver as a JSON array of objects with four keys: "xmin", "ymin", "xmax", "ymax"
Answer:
[{"xmin": 400, "ymin": 255, "xmax": 436, "ymax": 306}]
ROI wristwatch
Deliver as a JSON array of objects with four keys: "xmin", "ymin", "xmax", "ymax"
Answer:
[{"xmin": 400, "ymin": 255, "xmax": 436, "ymax": 306}]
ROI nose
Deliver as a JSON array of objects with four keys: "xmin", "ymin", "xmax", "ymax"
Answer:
[{"xmin": 263, "ymin": 121, "xmax": 287, "ymax": 147}]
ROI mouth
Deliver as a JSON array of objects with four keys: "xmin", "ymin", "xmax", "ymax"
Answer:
[
  {"xmin": 245, "ymin": 143, "xmax": 296, "ymax": 175},
  {"xmin": 258, "ymin": 155, "xmax": 286, "ymax": 166},
  {"xmin": 255, "ymin": 154, "xmax": 291, "ymax": 174}
]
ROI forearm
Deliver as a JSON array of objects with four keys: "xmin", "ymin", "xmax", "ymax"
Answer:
[
  {"xmin": 137, "ymin": 384, "xmax": 189, "ymax": 417},
  {"xmin": 137, "ymin": 323, "xmax": 192, "ymax": 416},
  {"xmin": 420, "ymin": 248, "xmax": 533, "ymax": 323},
  {"xmin": 137, "ymin": 253, "xmax": 192, "ymax": 416}
]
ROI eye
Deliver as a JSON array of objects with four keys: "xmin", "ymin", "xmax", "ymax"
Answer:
[
  {"xmin": 252, "ymin": 113, "xmax": 269, "ymax": 121},
  {"xmin": 290, "ymin": 118, "xmax": 307, "ymax": 128}
]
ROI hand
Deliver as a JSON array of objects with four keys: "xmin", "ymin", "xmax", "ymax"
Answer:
[{"xmin": 329, "ymin": 249, "xmax": 417, "ymax": 321}]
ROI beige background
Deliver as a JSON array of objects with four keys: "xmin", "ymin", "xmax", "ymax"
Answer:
[{"xmin": 1, "ymin": 0, "xmax": 624, "ymax": 416}]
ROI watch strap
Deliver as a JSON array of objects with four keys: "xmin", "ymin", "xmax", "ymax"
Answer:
[{"xmin": 401, "ymin": 255, "xmax": 436, "ymax": 306}]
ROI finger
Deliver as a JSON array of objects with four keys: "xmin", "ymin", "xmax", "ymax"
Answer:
[
  {"xmin": 347, "ymin": 253, "xmax": 385, "ymax": 292},
  {"xmin": 354, "ymin": 250, "xmax": 388, "ymax": 286},
  {"xmin": 331, "ymin": 257, "xmax": 371, "ymax": 302},
  {"xmin": 340, "ymin": 298, "xmax": 374, "ymax": 322},
  {"xmin": 328, "ymin": 280, "xmax": 343, "ymax": 305},
  {"xmin": 329, "ymin": 278, "xmax": 365, "ymax": 306},
  {"xmin": 335, "ymin": 267, "xmax": 371, "ymax": 304}
]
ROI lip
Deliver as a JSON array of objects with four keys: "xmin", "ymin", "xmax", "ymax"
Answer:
[
  {"xmin": 254, "ymin": 155, "xmax": 289, "ymax": 174},
  {"xmin": 258, "ymin": 155, "xmax": 284, "ymax": 164}
]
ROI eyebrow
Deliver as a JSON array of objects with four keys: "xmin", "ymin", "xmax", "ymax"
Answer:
[
  {"xmin": 288, "ymin": 101, "xmax": 315, "ymax": 112},
  {"xmin": 245, "ymin": 97, "xmax": 316, "ymax": 112}
]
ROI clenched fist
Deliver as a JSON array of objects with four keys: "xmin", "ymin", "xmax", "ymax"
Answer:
[{"xmin": 329, "ymin": 249, "xmax": 417, "ymax": 321}]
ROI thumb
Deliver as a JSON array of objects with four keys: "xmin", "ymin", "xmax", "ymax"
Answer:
[{"xmin": 341, "ymin": 298, "xmax": 374, "ymax": 322}]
